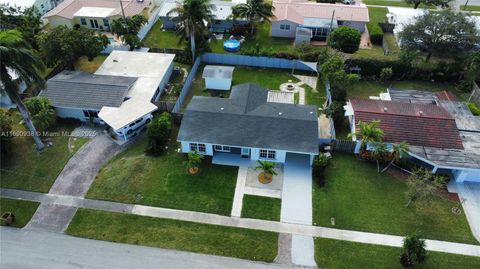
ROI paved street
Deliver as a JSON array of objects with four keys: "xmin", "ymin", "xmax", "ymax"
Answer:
[{"xmin": 0, "ymin": 227, "xmax": 289, "ymax": 269}]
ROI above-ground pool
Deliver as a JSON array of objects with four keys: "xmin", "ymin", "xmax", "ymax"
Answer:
[{"xmin": 224, "ymin": 39, "xmax": 240, "ymax": 52}]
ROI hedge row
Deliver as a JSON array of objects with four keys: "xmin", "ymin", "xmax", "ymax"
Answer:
[{"xmin": 367, "ymin": 7, "xmax": 389, "ymax": 45}]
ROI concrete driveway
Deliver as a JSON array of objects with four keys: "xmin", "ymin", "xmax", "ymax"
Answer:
[
  {"xmin": 456, "ymin": 182, "xmax": 480, "ymax": 242},
  {"xmin": 280, "ymin": 153, "xmax": 316, "ymax": 267}
]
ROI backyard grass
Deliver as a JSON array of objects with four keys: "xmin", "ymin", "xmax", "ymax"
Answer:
[
  {"xmin": 0, "ymin": 198, "xmax": 40, "ymax": 228},
  {"xmin": 241, "ymin": 195, "xmax": 281, "ymax": 221},
  {"xmin": 461, "ymin": 5, "xmax": 480, "ymax": 11},
  {"xmin": 0, "ymin": 113, "xmax": 89, "ymax": 192},
  {"xmin": 346, "ymin": 80, "xmax": 465, "ymax": 100},
  {"xmin": 143, "ymin": 21, "xmax": 185, "ymax": 49},
  {"xmin": 74, "ymin": 55, "xmax": 108, "ymax": 73},
  {"xmin": 86, "ymin": 127, "xmax": 238, "ymax": 215},
  {"xmin": 313, "ymin": 153, "xmax": 478, "ymax": 244},
  {"xmin": 305, "ymin": 83, "xmax": 326, "ymax": 109},
  {"xmin": 315, "ymin": 238, "xmax": 480, "ymax": 269},
  {"xmin": 363, "ymin": 0, "xmax": 435, "ymax": 9},
  {"xmin": 66, "ymin": 208, "xmax": 278, "ymax": 262}
]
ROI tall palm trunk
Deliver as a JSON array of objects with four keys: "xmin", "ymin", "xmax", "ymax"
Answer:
[
  {"xmin": 1, "ymin": 67, "xmax": 45, "ymax": 151},
  {"xmin": 190, "ymin": 30, "xmax": 196, "ymax": 63}
]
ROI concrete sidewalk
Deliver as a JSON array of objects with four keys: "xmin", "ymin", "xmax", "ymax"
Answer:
[{"xmin": 2, "ymin": 188, "xmax": 480, "ymax": 257}]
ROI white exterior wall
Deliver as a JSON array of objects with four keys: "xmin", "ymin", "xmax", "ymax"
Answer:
[
  {"xmin": 270, "ymin": 20, "xmax": 298, "ymax": 38},
  {"xmin": 55, "ymin": 107, "xmax": 101, "ymax": 123},
  {"xmin": 340, "ymin": 21, "xmax": 366, "ymax": 33},
  {"xmin": 204, "ymin": 78, "xmax": 232, "ymax": 91}
]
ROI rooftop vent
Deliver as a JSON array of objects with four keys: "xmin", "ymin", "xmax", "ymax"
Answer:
[
  {"xmin": 383, "ymin": 107, "xmax": 388, "ymax": 112},
  {"xmin": 278, "ymin": 112, "xmax": 283, "ymax": 116},
  {"xmin": 113, "ymin": 59, "xmax": 118, "ymax": 62},
  {"xmin": 419, "ymin": 110, "xmax": 423, "ymax": 116},
  {"xmin": 309, "ymin": 111, "xmax": 313, "ymax": 115},
  {"xmin": 220, "ymin": 107, "xmax": 224, "ymax": 111}
]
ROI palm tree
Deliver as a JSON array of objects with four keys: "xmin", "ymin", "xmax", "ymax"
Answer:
[
  {"xmin": 232, "ymin": 0, "xmax": 275, "ymax": 35},
  {"xmin": 371, "ymin": 141, "xmax": 387, "ymax": 173},
  {"xmin": 168, "ymin": 0, "xmax": 214, "ymax": 62},
  {"xmin": 381, "ymin": 141, "xmax": 409, "ymax": 173},
  {"xmin": 0, "ymin": 30, "xmax": 45, "ymax": 151},
  {"xmin": 356, "ymin": 120, "xmax": 384, "ymax": 147}
]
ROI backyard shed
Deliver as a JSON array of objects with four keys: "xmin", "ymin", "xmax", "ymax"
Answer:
[{"xmin": 202, "ymin": 65, "xmax": 235, "ymax": 90}]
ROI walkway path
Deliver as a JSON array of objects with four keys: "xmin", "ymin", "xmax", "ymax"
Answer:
[
  {"xmin": 4, "ymin": 188, "xmax": 478, "ymax": 257},
  {"xmin": 25, "ymin": 134, "xmax": 126, "ymax": 233},
  {"xmin": 0, "ymin": 227, "xmax": 289, "ymax": 269},
  {"xmin": 456, "ymin": 182, "xmax": 480, "ymax": 242},
  {"xmin": 231, "ymin": 166, "xmax": 248, "ymax": 217}
]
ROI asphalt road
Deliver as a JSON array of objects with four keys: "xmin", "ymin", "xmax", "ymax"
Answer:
[{"xmin": 0, "ymin": 227, "xmax": 290, "ymax": 269}]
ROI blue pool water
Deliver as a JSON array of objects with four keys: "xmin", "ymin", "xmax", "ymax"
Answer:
[
  {"xmin": 224, "ymin": 39, "xmax": 240, "ymax": 52},
  {"xmin": 108, "ymin": 37, "xmax": 115, "ymax": 44}
]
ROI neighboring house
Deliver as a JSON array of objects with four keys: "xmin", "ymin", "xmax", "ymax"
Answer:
[
  {"xmin": 35, "ymin": 0, "xmax": 64, "ymax": 15},
  {"xmin": 0, "ymin": 69, "xmax": 28, "ymax": 108},
  {"xmin": 178, "ymin": 83, "xmax": 319, "ymax": 165},
  {"xmin": 43, "ymin": 0, "xmax": 154, "ymax": 31},
  {"xmin": 41, "ymin": 51, "xmax": 175, "ymax": 141},
  {"xmin": 344, "ymin": 98, "xmax": 480, "ymax": 182},
  {"xmin": 271, "ymin": 0, "xmax": 369, "ymax": 44},
  {"xmin": 202, "ymin": 65, "xmax": 234, "ymax": 90},
  {"xmin": 158, "ymin": 0, "xmax": 248, "ymax": 33}
]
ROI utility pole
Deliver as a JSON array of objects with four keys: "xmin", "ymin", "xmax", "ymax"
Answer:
[
  {"xmin": 464, "ymin": 0, "xmax": 469, "ymax": 10},
  {"xmin": 329, "ymin": 10, "xmax": 335, "ymax": 35},
  {"xmin": 119, "ymin": 0, "xmax": 129, "ymax": 33}
]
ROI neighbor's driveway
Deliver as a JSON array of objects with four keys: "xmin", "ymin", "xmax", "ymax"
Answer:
[
  {"xmin": 49, "ymin": 134, "xmax": 121, "ymax": 197},
  {"xmin": 457, "ymin": 182, "xmax": 480, "ymax": 242}
]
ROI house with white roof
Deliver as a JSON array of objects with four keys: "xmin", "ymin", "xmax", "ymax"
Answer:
[
  {"xmin": 40, "ymin": 51, "xmax": 175, "ymax": 141},
  {"xmin": 271, "ymin": 0, "xmax": 369, "ymax": 44},
  {"xmin": 43, "ymin": 0, "xmax": 154, "ymax": 31},
  {"xmin": 158, "ymin": 0, "xmax": 248, "ymax": 33}
]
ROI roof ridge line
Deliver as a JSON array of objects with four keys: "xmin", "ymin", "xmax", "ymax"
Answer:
[{"xmin": 355, "ymin": 110, "xmax": 454, "ymax": 120}]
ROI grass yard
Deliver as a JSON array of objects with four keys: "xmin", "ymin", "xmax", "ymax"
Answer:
[
  {"xmin": 363, "ymin": 0, "xmax": 435, "ymax": 9},
  {"xmin": 315, "ymin": 238, "xmax": 480, "ymax": 269},
  {"xmin": 143, "ymin": 21, "xmax": 185, "ymax": 49},
  {"xmin": 241, "ymin": 195, "xmax": 281, "ymax": 221},
  {"xmin": 0, "ymin": 113, "xmax": 89, "ymax": 192},
  {"xmin": 66, "ymin": 208, "xmax": 278, "ymax": 262},
  {"xmin": 461, "ymin": 5, "xmax": 480, "ymax": 11},
  {"xmin": 180, "ymin": 65, "xmax": 302, "ymax": 111},
  {"xmin": 86, "ymin": 127, "xmax": 238, "ymax": 215},
  {"xmin": 0, "ymin": 198, "xmax": 40, "ymax": 228},
  {"xmin": 313, "ymin": 153, "xmax": 478, "ymax": 245},
  {"xmin": 346, "ymin": 80, "xmax": 464, "ymax": 100},
  {"xmin": 74, "ymin": 55, "xmax": 108, "ymax": 73}
]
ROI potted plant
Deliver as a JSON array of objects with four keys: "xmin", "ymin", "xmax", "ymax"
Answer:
[
  {"xmin": 186, "ymin": 152, "xmax": 204, "ymax": 175},
  {"xmin": 1, "ymin": 212, "xmax": 15, "ymax": 226},
  {"xmin": 255, "ymin": 160, "xmax": 277, "ymax": 184}
]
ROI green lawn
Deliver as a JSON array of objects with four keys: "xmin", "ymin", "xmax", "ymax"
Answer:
[
  {"xmin": 346, "ymin": 80, "xmax": 465, "ymax": 100},
  {"xmin": 180, "ymin": 65, "xmax": 303, "ymax": 111},
  {"xmin": 315, "ymin": 238, "xmax": 480, "ymax": 269},
  {"xmin": 241, "ymin": 195, "xmax": 281, "ymax": 221},
  {"xmin": 74, "ymin": 55, "xmax": 108, "ymax": 73},
  {"xmin": 313, "ymin": 153, "xmax": 478, "ymax": 244},
  {"xmin": 0, "ymin": 198, "xmax": 40, "ymax": 228},
  {"xmin": 143, "ymin": 21, "xmax": 185, "ymax": 49},
  {"xmin": 461, "ymin": 5, "xmax": 480, "ymax": 11},
  {"xmin": 86, "ymin": 127, "xmax": 238, "ymax": 215},
  {"xmin": 363, "ymin": 0, "xmax": 435, "ymax": 9},
  {"xmin": 66, "ymin": 208, "xmax": 278, "ymax": 262},
  {"xmin": 0, "ymin": 114, "xmax": 89, "ymax": 192}
]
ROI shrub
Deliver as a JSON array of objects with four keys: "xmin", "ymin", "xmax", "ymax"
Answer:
[
  {"xmin": 379, "ymin": 67, "xmax": 393, "ymax": 82},
  {"xmin": 24, "ymin": 96, "xmax": 56, "ymax": 132},
  {"xmin": 400, "ymin": 234, "xmax": 427, "ymax": 267},
  {"xmin": 327, "ymin": 26, "xmax": 361, "ymax": 53},
  {"xmin": 367, "ymin": 7, "xmax": 387, "ymax": 45},
  {"xmin": 313, "ymin": 153, "xmax": 331, "ymax": 187},
  {"xmin": 145, "ymin": 112, "xmax": 173, "ymax": 156},
  {"xmin": 468, "ymin": 102, "xmax": 480, "ymax": 116}
]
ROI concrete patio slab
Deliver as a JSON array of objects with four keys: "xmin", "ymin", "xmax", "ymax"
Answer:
[
  {"xmin": 245, "ymin": 165, "xmax": 283, "ymax": 197},
  {"xmin": 212, "ymin": 152, "xmax": 251, "ymax": 167}
]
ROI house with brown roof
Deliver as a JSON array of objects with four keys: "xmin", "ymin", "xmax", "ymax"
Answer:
[
  {"xmin": 44, "ymin": 0, "xmax": 155, "ymax": 31},
  {"xmin": 271, "ymin": 0, "xmax": 369, "ymax": 45}
]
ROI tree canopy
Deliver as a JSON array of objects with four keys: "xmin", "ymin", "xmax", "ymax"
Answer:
[
  {"xmin": 399, "ymin": 10, "xmax": 479, "ymax": 61},
  {"xmin": 24, "ymin": 96, "xmax": 56, "ymax": 133},
  {"xmin": 111, "ymin": 14, "xmax": 147, "ymax": 51},
  {"xmin": 404, "ymin": 0, "xmax": 452, "ymax": 9},
  {"xmin": 0, "ymin": 4, "xmax": 42, "ymax": 47},
  {"xmin": 146, "ymin": 112, "xmax": 173, "ymax": 156},
  {"xmin": 327, "ymin": 26, "xmax": 361, "ymax": 53},
  {"xmin": 37, "ymin": 26, "xmax": 109, "ymax": 69},
  {"xmin": 232, "ymin": 0, "xmax": 274, "ymax": 35}
]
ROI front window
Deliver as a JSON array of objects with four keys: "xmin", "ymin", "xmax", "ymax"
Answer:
[
  {"xmin": 214, "ymin": 145, "xmax": 230, "ymax": 152},
  {"xmin": 190, "ymin": 143, "xmax": 206, "ymax": 153},
  {"xmin": 280, "ymin": 24, "xmax": 290, "ymax": 30},
  {"xmin": 103, "ymin": 19, "xmax": 110, "ymax": 27},
  {"xmin": 260, "ymin": 149, "xmax": 276, "ymax": 160},
  {"xmin": 80, "ymin": 18, "xmax": 86, "ymax": 25},
  {"xmin": 83, "ymin": 110, "xmax": 98, "ymax": 118}
]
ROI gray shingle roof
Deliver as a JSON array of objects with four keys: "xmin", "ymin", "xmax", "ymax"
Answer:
[
  {"xmin": 40, "ymin": 71, "xmax": 136, "ymax": 110},
  {"xmin": 202, "ymin": 65, "xmax": 234, "ymax": 79},
  {"xmin": 178, "ymin": 83, "xmax": 319, "ymax": 154}
]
